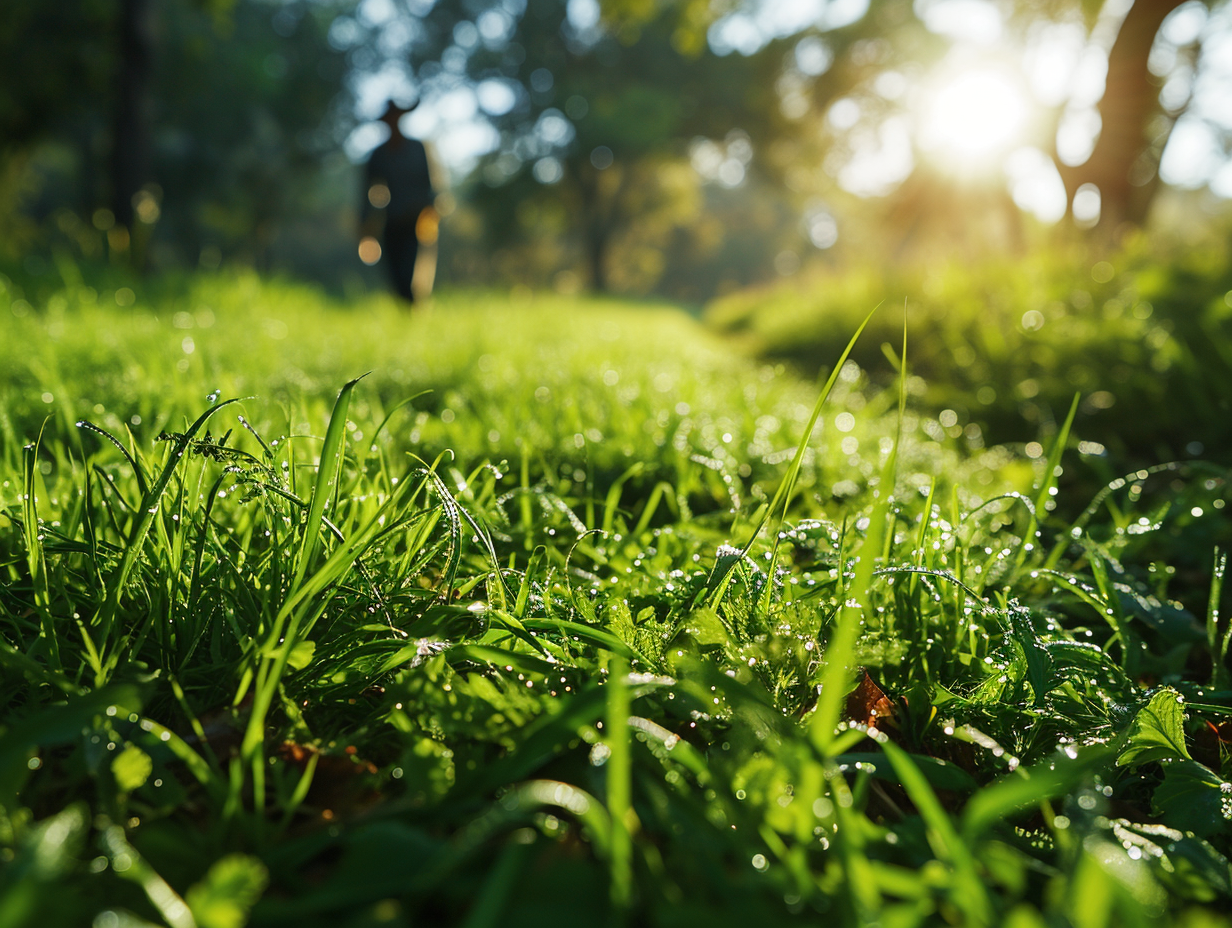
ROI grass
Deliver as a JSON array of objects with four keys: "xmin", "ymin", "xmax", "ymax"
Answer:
[
  {"xmin": 1, "ymin": 265, "xmax": 1231, "ymax": 927},
  {"xmin": 705, "ymin": 234, "xmax": 1232, "ymax": 475}
]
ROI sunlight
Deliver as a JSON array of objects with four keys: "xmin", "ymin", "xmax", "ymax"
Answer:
[{"xmin": 918, "ymin": 66, "xmax": 1031, "ymax": 168}]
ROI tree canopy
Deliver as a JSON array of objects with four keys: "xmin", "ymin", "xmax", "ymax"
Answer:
[
  {"xmin": 0, "ymin": 0, "xmax": 352, "ymax": 274},
  {"xmin": 2, "ymin": 0, "xmax": 1231, "ymax": 294}
]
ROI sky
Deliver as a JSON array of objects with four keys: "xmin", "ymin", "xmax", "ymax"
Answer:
[{"xmin": 341, "ymin": 0, "xmax": 1232, "ymax": 222}]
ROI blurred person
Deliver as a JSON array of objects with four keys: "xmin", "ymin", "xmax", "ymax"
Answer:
[{"xmin": 360, "ymin": 99, "xmax": 439, "ymax": 303}]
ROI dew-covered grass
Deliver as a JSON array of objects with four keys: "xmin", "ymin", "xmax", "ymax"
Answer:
[
  {"xmin": 1, "ymin": 268, "xmax": 1231, "ymax": 927},
  {"xmin": 706, "ymin": 237, "xmax": 1232, "ymax": 472}
]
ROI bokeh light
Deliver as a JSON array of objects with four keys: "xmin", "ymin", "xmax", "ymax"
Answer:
[
  {"xmin": 918, "ymin": 66, "xmax": 1031, "ymax": 167},
  {"xmin": 367, "ymin": 183, "xmax": 391, "ymax": 209},
  {"xmin": 358, "ymin": 236, "xmax": 382, "ymax": 265}
]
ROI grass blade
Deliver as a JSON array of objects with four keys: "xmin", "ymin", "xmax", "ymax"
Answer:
[
  {"xmin": 21, "ymin": 432, "xmax": 60, "ymax": 670},
  {"xmin": 1027, "ymin": 392, "xmax": 1079, "ymax": 576},
  {"xmin": 94, "ymin": 399, "xmax": 241, "ymax": 683},
  {"xmin": 709, "ymin": 304, "xmax": 879, "ymax": 609},
  {"xmin": 606, "ymin": 653, "xmax": 633, "ymax": 916},
  {"xmin": 291, "ymin": 375, "xmax": 366, "ymax": 589},
  {"xmin": 960, "ymin": 744, "xmax": 1114, "ymax": 840},
  {"xmin": 810, "ymin": 308, "xmax": 900, "ymax": 751},
  {"xmin": 1208, "ymin": 547, "xmax": 1228, "ymax": 688},
  {"xmin": 881, "ymin": 739, "xmax": 993, "ymax": 924}
]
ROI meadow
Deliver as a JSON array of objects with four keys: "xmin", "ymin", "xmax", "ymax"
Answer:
[{"xmin": 1, "ymin": 263, "xmax": 1230, "ymax": 927}]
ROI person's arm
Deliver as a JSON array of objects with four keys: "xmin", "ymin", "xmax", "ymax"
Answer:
[
  {"xmin": 425, "ymin": 141, "xmax": 446, "ymax": 208},
  {"xmin": 418, "ymin": 141, "xmax": 449, "ymax": 238}
]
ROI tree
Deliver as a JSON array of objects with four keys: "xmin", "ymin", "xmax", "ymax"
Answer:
[
  {"xmin": 0, "ymin": 0, "xmax": 354, "ymax": 273},
  {"xmin": 112, "ymin": 0, "xmax": 154, "ymax": 236},
  {"xmin": 506, "ymin": 6, "xmax": 788, "ymax": 291},
  {"xmin": 608, "ymin": 0, "xmax": 1231, "ymax": 241},
  {"xmin": 345, "ymin": 0, "xmax": 793, "ymax": 292},
  {"xmin": 1054, "ymin": 0, "xmax": 1190, "ymax": 230},
  {"xmin": 0, "ymin": 1, "xmax": 114, "ymax": 258},
  {"xmin": 149, "ymin": 0, "xmax": 352, "ymax": 269}
]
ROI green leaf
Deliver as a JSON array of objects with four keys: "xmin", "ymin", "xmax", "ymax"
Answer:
[
  {"xmin": 1118, "ymin": 688, "xmax": 1192, "ymax": 768},
  {"xmin": 838, "ymin": 752, "xmax": 978, "ymax": 793},
  {"xmin": 13, "ymin": 804, "xmax": 88, "ymax": 881},
  {"xmin": 1149, "ymin": 830, "xmax": 1232, "ymax": 900},
  {"xmin": 521, "ymin": 618, "xmax": 651, "ymax": 665},
  {"xmin": 186, "ymin": 854, "xmax": 269, "ymax": 928},
  {"xmin": 112, "ymin": 745, "xmax": 152, "ymax": 792},
  {"xmin": 682, "ymin": 607, "xmax": 729, "ymax": 647},
  {"xmin": 457, "ymin": 676, "xmax": 669, "ymax": 798},
  {"xmin": 1153, "ymin": 760, "xmax": 1231, "ymax": 838},
  {"xmin": 286, "ymin": 639, "xmax": 316, "ymax": 671},
  {"xmin": 248, "ymin": 823, "xmax": 442, "ymax": 920},
  {"xmin": 961, "ymin": 744, "xmax": 1114, "ymax": 840},
  {"xmin": 1007, "ymin": 606, "xmax": 1052, "ymax": 707},
  {"xmin": 446, "ymin": 643, "xmax": 559, "ymax": 677},
  {"xmin": 0, "ymin": 685, "xmax": 143, "ymax": 805},
  {"xmin": 881, "ymin": 740, "xmax": 992, "ymax": 924},
  {"xmin": 455, "ymin": 684, "xmax": 609, "ymax": 798}
]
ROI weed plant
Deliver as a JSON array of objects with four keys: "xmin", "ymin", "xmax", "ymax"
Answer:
[{"xmin": 1, "ymin": 270, "xmax": 1231, "ymax": 927}]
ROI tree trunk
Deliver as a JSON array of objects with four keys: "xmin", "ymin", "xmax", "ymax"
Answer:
[
  {"xmin": 586, "ymin": 220, "xmax": 610, "ymax": 292},
  {"xmin": 577, "ymin": 164, "xmax": 621, "ymax": 293},
  {"xmin": 111, "ymin": 0, "xmax": 152, "ymax": 238},
  {"xmin": 1060, "ymin": 0, "xmax": 1187, "ymax": 231}
]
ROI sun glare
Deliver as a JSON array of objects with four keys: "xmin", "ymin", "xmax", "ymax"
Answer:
[{"xmin": 918, "ymin": 66, "xmax": 1030, "ymax": 167}]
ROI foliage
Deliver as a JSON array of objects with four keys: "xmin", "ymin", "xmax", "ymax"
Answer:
[
  {"xmin": 148, "ymin": 0, "xmax": 352, "ymax": 270},
  {"xmin": 0, "ymin": 0, "xmax": 115, "ymax": 149},
  {"xmin": 349, "ymin": 0, "xmax": 808, "ymax": 296},
  {"xmin": 707, "ymin": 234, "xmax": 1232, "ymax": 474},
  {"xmin": 0, "ymin": 0, "xmax": 354, "ymax": 276},
  {"xmin": 1, "ymin": 267, "xmax": 1231, "ymax": 926},
  {"xmin": 607, "ymin": 0, "xmax": 1232, "ymax": 236}
]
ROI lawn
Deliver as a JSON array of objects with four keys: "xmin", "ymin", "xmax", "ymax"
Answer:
[{"xmin": 1, "ymin": 265, "xmax": 1230, "ymax": 927}]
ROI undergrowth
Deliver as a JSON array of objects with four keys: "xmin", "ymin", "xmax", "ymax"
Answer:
[{"xmin": 706, "ymin": 235, "xmax": 1232, "ymax": 474}]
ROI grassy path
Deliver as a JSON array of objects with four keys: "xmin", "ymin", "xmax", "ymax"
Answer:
[{"xmin": 1, "ymin": 273, "xmax": 1230, "ymax": 927}]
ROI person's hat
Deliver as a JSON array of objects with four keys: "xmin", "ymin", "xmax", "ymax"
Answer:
[{"xmin": 381, "ymin": 98, "xmax": 420, "ymax": 119}]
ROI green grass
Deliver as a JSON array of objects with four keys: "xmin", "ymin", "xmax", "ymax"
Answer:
[
  {"xmin": 706, "ymin": 235, "xmax": 1232, "ymax": 475},
  {"xmin": 1, "ymin": 266, "xmax": 1231, "ymax": 927}
]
